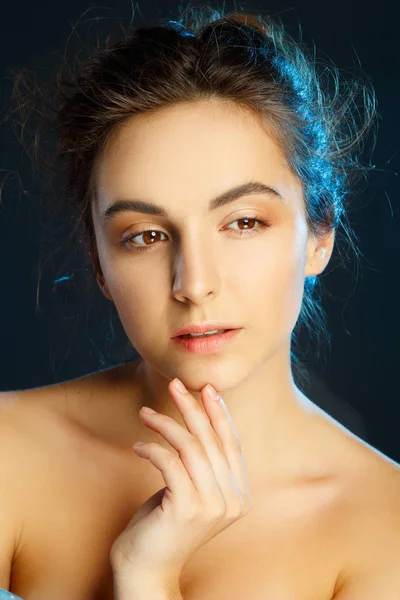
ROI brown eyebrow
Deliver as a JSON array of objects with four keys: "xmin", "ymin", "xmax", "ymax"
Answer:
[{"xmin": 102, "ymin": 180, "xmax": 282, "ymax": 223}]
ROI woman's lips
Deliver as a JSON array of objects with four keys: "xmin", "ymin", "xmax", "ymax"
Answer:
[{"xmin": 171, "ymin": 328, "xmax": 242, "ymax": 354}]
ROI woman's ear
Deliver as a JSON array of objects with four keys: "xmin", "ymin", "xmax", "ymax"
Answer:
[
  {"xmin": 304, "ymin": 227, "xmax": 335, "ymax": 277},
  {"xmin": 95, "ymin": 273, "xmax": 113, "ymax": 302},
  {"xmin": 88, "ymin": 248, "xmax": 113, "ymax": 302}
]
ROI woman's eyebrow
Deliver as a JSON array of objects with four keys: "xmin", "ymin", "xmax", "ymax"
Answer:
[{"xmin": 102, "ymin": 180, "xmax": 282, "ymax": 223}]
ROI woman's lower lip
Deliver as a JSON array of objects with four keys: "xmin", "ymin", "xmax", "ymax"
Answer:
[{"xmin": 171, "ymin": 329, "xmax": 242, "ymax": 353}]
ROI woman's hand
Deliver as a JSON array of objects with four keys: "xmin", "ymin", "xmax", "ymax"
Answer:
[{"xmin": 110, "ymin": 377, "xmax": 252, "ymax": 591}]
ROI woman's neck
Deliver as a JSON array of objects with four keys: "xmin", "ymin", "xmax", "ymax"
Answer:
[{"xmin": 131, "ymin": 342, "xmax": 323, "ymax": 489}]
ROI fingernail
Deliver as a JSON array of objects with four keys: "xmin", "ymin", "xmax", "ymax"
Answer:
[
  {"xmin": 206, "ymin": 384, "xmax": 220, "ymax": 401},
  {"xmin": 174, "ymin": 378, "xmax": 186, "ymax": 393},
  {"xmin": 141, "ymin": 406, "xmax": 156, "ymax": 415}
]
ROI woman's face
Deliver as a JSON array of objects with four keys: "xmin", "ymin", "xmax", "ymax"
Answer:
[{"xmin": 91, "ymin": 100, "xmax": 329, "ymax": 389}]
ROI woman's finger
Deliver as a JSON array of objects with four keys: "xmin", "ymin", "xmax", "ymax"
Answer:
[
  {"xmin": 167, "ymin": 379, "xmax": 250, "ymax": 515},
  {"xmin": 132, "ymin": 440, "xmax": 223, "ymax": 515},
  {"xmin": 138, "ymin": 408, "xmax": 225, "ymax": 508},
  {"xmin": 202, "ymin": 391, "xmax": 252, "ymax": 508}
]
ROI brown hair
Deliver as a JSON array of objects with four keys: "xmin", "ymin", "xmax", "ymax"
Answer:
[{"xmin": 3, "ymin": 2, "xmax": 377, "ymax": 385}]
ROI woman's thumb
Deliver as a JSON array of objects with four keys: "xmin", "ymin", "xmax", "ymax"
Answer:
[{"xmin": 128, "ymin": 487, "xmax": 166, "ymax": 527}]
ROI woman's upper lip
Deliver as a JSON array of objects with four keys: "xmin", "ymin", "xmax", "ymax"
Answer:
[{"xmin": 172, "ymin": 322, "xmax": 241, "ymax": 338}]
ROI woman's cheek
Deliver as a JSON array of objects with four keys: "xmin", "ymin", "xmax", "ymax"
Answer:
[{"xmin": 264, "ymin": 231, "xmax": 308, "ymax": 321}]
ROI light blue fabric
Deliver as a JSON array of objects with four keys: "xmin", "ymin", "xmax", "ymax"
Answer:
[{"xmin": 0, "ymin": 590, "xmax": 23, "ymax": 600}]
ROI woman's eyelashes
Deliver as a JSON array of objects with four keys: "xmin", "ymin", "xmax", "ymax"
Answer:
[{"xmin": 119, "ymin": 215, "xmax": 270, "ymax": 253}]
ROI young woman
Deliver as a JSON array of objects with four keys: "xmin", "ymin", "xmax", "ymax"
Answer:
[{"xmin": 1, "ymin": 4, "xmax": 399, "ymax": 600}]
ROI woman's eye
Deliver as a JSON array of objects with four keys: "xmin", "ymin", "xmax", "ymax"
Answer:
[{"xmin": 120, "ymin": 216, "xmax": 269, "ymax": 252}]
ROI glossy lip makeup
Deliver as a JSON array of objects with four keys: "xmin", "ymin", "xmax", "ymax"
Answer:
[{"xmin": 171, "ymin": 328, "xmax": 242, "ymax": 354}]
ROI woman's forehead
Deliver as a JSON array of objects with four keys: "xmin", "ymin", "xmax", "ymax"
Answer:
[{"xmin": 95, "ymin": 102, "xmax": 300, "ymax": 204}]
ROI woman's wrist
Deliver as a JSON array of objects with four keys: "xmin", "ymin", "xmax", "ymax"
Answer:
[
  {"xmin": 113, "ymin": 569, "xmax": 183, "ymax": 600},
  {"xmin": 114, "ymin": 583, "xmax": 183, "ymax": 600},
  {"xmin": 115, "ymin": 588, "xmax": 182, "ymax": 600}
]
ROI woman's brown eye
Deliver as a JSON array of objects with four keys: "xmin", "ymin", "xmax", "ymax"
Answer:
[
  {"xmin": 238, "ymin": 217, "xmax": 256, "ymax": 229},
  {"xmin": 142, "ymin": 231, "xmax": 162, "ymax": 245},
  {"xmin": 125, "ymin": 230, "xmax": 167, "ymax": 247}
]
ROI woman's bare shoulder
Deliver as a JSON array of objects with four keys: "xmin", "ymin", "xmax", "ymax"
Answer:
[
  {"xmin": 331, "ymin": 433, "xmax": 400, "ymax": 597},
  {"xmin": 0, "ymin": 362, "xmax": 138, "ymax": 485},
  {"xmin": 0, "ymin": 360, "xmax": 137, "ymax": 414},
  {"xmin": 334, "ymin": 479, "xmax": 400, "ymax": 598},
  {"xmin": 0, "ymin": 360, "xmax": 141, "ymax": 447},
  {"xmin": 304, "ymin": 404, "xmax": 400, "ymax": 594}
]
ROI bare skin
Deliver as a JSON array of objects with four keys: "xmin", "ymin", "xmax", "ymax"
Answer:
[
  {"xmin": 1, "ymin": 99, "xmax": 400, "ymax": 598},
  {"xmin": 1, "ymin": 361, "xmax": 400, "ymax": 599}
]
